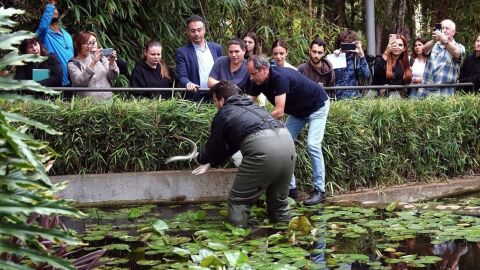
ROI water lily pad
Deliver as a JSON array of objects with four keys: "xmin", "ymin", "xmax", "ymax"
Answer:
[
  {"xmin": 224, "ymin": 250, "xmax": 249, "ymax": 267},
  {"xmin": 137, "ymin": 260, "xmax": 161, "ymax": 266},
  {"xmin": 173, "ymin": 247, "xmax": 191, "ymax": 257},
  {"xmin": 103, "ymin": 243, "xmax": 131, "ymax": 251},
  {"xmin": 151, "ymin": 219, "xmax": 169, "ymax": 234},
  {"xmin": 207, "ymin": 241, "xmax": 228, "ymax": 251},
  {"xmin": 288, "ymin": 216, "xmax": 312, "ymax": 234}
]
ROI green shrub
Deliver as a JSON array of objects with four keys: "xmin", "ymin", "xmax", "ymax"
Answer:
[{"xmin": 2, "ymin": 95, "xmax": 479, "ymax": 193}]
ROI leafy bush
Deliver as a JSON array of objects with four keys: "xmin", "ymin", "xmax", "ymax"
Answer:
[
  {"xmin": 2, "ymin": 95, "xmax": 479, "ymax": 193},
  {"xmin": 0, "ymin": 7, "xmax": 104, "ymax": 269}
]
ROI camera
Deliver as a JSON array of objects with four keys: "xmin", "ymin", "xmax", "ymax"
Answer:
[
  {"xmin": 435, "ymin": 23, "xmax": 442, "ymax": 32},
  {"xmin": 340, "ymin": 43, "xmax": 356, "ymax": 51},
  {"xmin": 101, "ymin": 48, "xmax": 114, "ymax": 57}
]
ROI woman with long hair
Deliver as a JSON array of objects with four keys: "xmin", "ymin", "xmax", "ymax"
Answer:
[
  {"xmin": 15, "ymin": 37, "xmax": 63, "ymax": 87},
  {"xmin": 129, "ymin": 39, "xmax": 175, "ymax": 98},
  {"xmin": 372, "ymin": 34, "xmax": 412, "ymax": 97},
  {"xmin": 271, "ymin": 39, "xmax": 296, "ymax": 70},
  {"xmin": 409, "ymin": 37, "xmax": 428, "ymax": 98},
  {"xmin": 243, "ymin": 32, "xmax": 262, "ymax": 59},
  {"xmin": 67, "ymin": 31, "xmax": 119, "ymax": 99}
]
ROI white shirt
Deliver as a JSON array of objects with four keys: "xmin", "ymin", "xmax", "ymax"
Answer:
[
  {"xmin": 194, "ymin": 42, "xmax": 215, "ymax": 88},
  {"xmin": 411, "ymin": 58, "xmax": 426, "ymax": 83}
]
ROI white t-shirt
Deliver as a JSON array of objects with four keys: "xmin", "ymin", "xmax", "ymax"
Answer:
[{"xmin": 411, "ymin": 58, "xmax": 426, "ymax": 83}]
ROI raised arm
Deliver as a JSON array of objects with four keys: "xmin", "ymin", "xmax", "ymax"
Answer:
[{"xmin": 37, "ymin": 2, "xmax": 55, "ymax": 41}]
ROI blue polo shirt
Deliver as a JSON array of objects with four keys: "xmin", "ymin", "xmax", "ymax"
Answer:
[
  {"xmin": 36, "ymin": 4, "xmax": 74, "ymax": 86},
  {"xmin": 249, "ymin": 67, "xmax": 328, "ymax": 118},
  {"xmin": 209, "ymin": 56, "xmax": 249, "ymax": 89}
]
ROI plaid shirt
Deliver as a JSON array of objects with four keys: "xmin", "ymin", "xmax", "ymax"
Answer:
[{"xmin": 422, "ymin": 41, "xmax": 465, "ymax": 95}]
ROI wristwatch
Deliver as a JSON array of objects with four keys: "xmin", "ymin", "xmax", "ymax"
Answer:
[{"xmin": 442, "ymin": 40, "xmax": 449, "ymax": 45}]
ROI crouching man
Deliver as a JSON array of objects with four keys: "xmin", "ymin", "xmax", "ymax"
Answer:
[{"xmin": 193, "ymin": 80, "xmax": 296, "ymax": 227}]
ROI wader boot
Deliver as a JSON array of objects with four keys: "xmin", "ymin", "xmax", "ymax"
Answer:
[{"xmin": 227, "ymin": 128, "xmax": 296, "ymax": 227}]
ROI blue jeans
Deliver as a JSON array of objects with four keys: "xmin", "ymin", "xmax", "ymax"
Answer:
[{"xmin": 285, "ymin": 99, "xmax": 330, "ymax": 191}]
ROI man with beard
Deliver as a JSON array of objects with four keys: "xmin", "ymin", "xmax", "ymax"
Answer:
[
  {"xmin": 297, "ymin": 38, "xmax": 335, "ymax": 87},
  {"xmin": 37, "ymin": 0, "xmax": 74, "ymax": 87}
]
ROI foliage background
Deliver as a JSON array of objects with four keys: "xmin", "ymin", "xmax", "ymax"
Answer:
[
  {"xmin": 3, "ymin": 0, "xmax": 480, "ymax": 69},
  {"xmin": 2, "ymin": 96, "xmax": 479, "ymax": 192}
]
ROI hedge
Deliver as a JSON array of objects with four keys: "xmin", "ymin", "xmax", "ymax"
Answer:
[{"xmin": 2, "ymin": 95, "xmax": 480, "ymax": 193}]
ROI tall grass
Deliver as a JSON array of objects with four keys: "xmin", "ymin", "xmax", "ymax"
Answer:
[{"xmin": 2, "ymin": 95, "xmax": 479, "ymax": 192}]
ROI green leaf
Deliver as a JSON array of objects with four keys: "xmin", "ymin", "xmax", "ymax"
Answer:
[
  {"xmin": 206, "ymin": 241, "xmax": 228, "ymax": 251},
  {"xmin": 0, "ymin": 259, "xmax": 35, "ymax": 270},
  {"xmin": 3, "ymin": 112, "xmax": 61, "ymax": 135},
  {"xmin": 151, "ymin": 219, "xmax": 169, "ymax": 234},
  {"xmin": 0, "ymin": 241, "xmax": 75, "ymax": 270},
  {"xmin": 0, "ymin": 224, "xmax": 81, "ymax": 245},
  {"xmin": 127, "ymin": 208, "xmax": 144, "ymax": 221},
  {"xmin": 172, "ymin": 247, "xmax": 191, "ymax": 257},
  {"xmin": 0, "ymin": 30, "xmax": 35, "ymax": 50},
  {"xmin": 224, "ymin": 250, "xmax": 249, "ymax": 267},
  {"xmin": 0, "ymin": 51, "xmax": 47, "ymax": 70},
  {"xmin": 386, "ymin": 200, "xmax": 400, "ymax": 212},
  {"xmin": 288, "ymin": 216, "xmax": 313, "ymax": 234},
  {"xmin": 0, "ymin": 75, "xmax": 58, "ymax": 94}
]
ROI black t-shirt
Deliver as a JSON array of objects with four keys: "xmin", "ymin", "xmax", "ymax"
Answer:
[
  {"xmin": 248, "ymin": 67, "xmax": 329, "ymax": 118},
  {"xmin": 372, "ymin": 56, "xmax": 406, "ymax": 86}
]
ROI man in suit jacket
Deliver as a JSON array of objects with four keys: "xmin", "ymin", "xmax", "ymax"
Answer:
[{"xmin": 176, "ymin": 15, "xmax": 223, "ymax": 101}]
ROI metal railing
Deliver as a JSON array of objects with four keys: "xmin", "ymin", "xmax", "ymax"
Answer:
[{"xmin": 51, "ymin": 82, "xmax": 474, "ymax": 93}]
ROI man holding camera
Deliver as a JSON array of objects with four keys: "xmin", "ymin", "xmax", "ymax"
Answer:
[
  {"xmin": 247, "ymin": 54, "xmax": 330, "ymax": 205},
  {"xmin": 422, "ymin": 19, "xmax": 465, "ymax": 96},
  {"xmin": 332, "ymin": 30, "xmax": 371, "ymax": 100},
  {"xmin": 297, "ymin": 38, "xmax": 335, "ymax": 88}
]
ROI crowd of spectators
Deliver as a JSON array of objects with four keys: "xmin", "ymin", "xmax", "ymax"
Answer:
[{"xmin": 13, "ymin": 1, "xmax": 480, "ymax": 101}]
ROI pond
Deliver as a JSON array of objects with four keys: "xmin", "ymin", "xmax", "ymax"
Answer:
[{"xmin": 63, "ymin": 196, "xmax": 480, "ymax": 270}]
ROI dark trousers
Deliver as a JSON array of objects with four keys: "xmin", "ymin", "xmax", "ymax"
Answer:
[{"xmin": 228, "ymin": 128, "xmax": 296, "ymax": 227}]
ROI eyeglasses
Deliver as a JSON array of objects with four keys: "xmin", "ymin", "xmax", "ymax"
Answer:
[{"xmin": 82, "ymin": 41, "xmax": 97, "ymax": 46}]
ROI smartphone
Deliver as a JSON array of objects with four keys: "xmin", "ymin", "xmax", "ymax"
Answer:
[
  {"xmin": 340, "ymin": 43, "xmax": 356, "ymax": 51},
  {"xmin": 435, "ymin": 23, "xmax": 442, "ymax": 32},
  {"xmin": 389, "ymin": 34, "xmax": 397, "ymax": 44},
  {"xmin": 101, "ymin": 48, "xmax": 114, "ymax": 57}
]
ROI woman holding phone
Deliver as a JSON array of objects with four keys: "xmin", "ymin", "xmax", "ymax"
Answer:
[
  {"xmin": 372, "ymin": 34, "xmax": 412, "ymax": 97},
  {"xmin": 68, "ymin": 31, "xmax": 119, "ymax": 99}
]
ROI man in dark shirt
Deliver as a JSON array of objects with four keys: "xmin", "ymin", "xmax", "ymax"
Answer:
[
  {"xmin": 194, "ymin": 81, "xmax": 296, "ymax": 227},
  {"xmin": 297, "ymin": 38, "xmax": 335, "ymax": 87},
  {"xmin": 459, "ymin": 34, "xmax": 480, "ymax": 92},
  {"xmin": 247, "ymin": 54, "xmax": 330, "ymax": 205}
]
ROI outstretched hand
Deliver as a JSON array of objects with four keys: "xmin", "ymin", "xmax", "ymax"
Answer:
[{"xmin": 192, "ymin": 163, "xmax": 211, "ymax": 175}]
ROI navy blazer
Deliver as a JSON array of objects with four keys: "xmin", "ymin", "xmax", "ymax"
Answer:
[{"xmin": 176, "ymin": 42, "xmax": 223, "ymax": 100}]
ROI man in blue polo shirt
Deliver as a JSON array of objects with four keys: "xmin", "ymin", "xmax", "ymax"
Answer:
[
  {"xmin": 247, "ymin": 54, "xmax": 330, "ymax": 205},
  {"xmin": 37, "ymin": 0, "xmax": 74, "ymax": 87}
]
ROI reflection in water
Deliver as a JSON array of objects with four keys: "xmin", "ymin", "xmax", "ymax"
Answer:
[{"xmin": 311, "ymin": 207, "xmax": 326, "ymax": 268}]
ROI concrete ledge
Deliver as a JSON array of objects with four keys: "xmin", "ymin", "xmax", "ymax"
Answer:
[
  {"xmin": 51, "ymin": 169, "xmax": 237, "ymax": 207},
  {"xmin": 52, "ymin": 170, "xmax": 480, "ymax": 208},
  {"xmin": 331, "ymin": 175, "xmax": 480, "ymax": 204}
]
